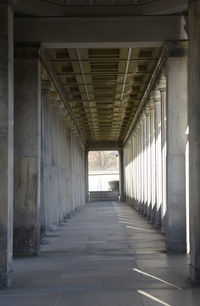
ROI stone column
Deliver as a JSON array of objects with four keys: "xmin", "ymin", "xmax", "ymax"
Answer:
[
  {"xmin": 130, "ymin": 133, "xmax": 134, "ymax": 204},
  {"xmin": 14, "ymin": 45, "xmax": 41, "ymax": 256},
  {"xmin": 166, "ymin": 45, "xmax": 188, "ymax": 253},
  {"xmin": 134, "ymin": 129, "xmax": 139, "ymax": 209},
  {"xmin": 0, "ymin": 0, "xmax": 14, "ymax": 287},
  {"xmin": 152, "ymin": 88, "xmax": 162, "ymax": 228},
  {"xmin": 132, "ymin": 131, "xmax": 137, "ymax": 207},
  {"xmin": 136, "ymin": 123, "xmax": 141, "ymax": 211},
  {"xmin": 142, "ymin": 112, "xmax": 147, "ymax": 216},
  {"xmin": 139, "ymin": 118, "xmax": 144, "ymax": 213},
  {"xmin": 149, "ymin": 100, "xmax": 156, "ymax": 224},
  {"xmin": 145, "ymin": 106, "xmax": 151, "ymax": 219},
  {"xmin": 188, "ymin": 0, "xmax": 200, "ymax": 282},
  {"xmin": 40, "ymin": 80, "xmax": 49, "ymax": 238},
  {"xmin": 119, "ymin": 148, "xmax": 125, "ymax": 201},
  {"xmin": 159, "ymin": 75, "xmax": 167, "ymax": 234}
]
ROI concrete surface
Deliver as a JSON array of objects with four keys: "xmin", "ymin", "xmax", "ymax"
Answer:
[{"xmin": 0, "ymin": 201, "xmax": 199, "ymax": 306}]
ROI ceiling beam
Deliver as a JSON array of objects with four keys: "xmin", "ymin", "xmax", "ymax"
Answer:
[
  {"xmin": 142, "ymin": 0, "xmax": 188, "ymax": 15},
  {"xmin": 13, "ymin": 0, "xmax": 188, "ymax": 17},
  {"xmin": 88, "ymin": 141, "xmax": 122, "ymax": 151},
  {"xmin": 15, "ymin": 16, "xmax": 187, "ymax": 47}
]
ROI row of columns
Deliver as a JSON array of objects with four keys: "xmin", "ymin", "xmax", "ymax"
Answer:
[
  {"xmin": 14, "ymin": 47, "xmax": 86, "ymax": 256},
  {"xmin": 0, "ymin": 1, "xmax": 86, "ymax": 286},
  {"xmin": 124, "ymin": 49, "xmax": 188, "ymax": 253}
]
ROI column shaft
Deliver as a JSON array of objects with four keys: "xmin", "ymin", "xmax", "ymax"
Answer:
[
  {"xmin": 0, "ymin": 1, "xmax": 14, "ymax": 287},
  {"xmin": 153, "ymin": 89, "xmax": 162, "ymax": 227},
  {"xmin": 188, "ymin": 0, "xmax": 200, "ymax": 281},
  {"xmin": 85, "ymin": 149, "xmax": 89, "ymax": 202},
  {"xmin": 160, "ymin": 77, "xmax": 167, "ymax": 234},
  {"xmin": 145, "ymin": 107, "xmax": 151, "ymax": 219},
  {"xmin": 166, "ymin": 49, "xmax": 187, "ymax": 253},
  {"xmin": 119, "ymin": 148, "xmax": 124, "ymax": 201},
  {"xmin": 139, "ymin": 120, "xmax": 144, "ymax": 213},
  {"xmin": 149, "ymin": 102, "xmax": 156, "ymax": 224},
  {"xmin": 14, "ymin": 45, "xmax": 41, "ymax": 256}
]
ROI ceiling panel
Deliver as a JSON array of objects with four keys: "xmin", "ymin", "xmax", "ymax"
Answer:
[{"xmin": 46, "ymin": 46, "xmax": 161, "ymax": 145}]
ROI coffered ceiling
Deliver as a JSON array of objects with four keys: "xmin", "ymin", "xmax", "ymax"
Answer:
[{"xmin": 46, "ymin": 47, "xmax": 161, "ymax": 147}]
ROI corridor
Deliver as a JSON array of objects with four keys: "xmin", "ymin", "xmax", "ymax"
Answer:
[{"xmin": 0, "ymin": 201, "xmax": 199, "ymax": 306}]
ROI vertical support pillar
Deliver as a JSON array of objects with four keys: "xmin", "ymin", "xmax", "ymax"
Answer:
[
  {"xmin": 14, "ymin": 44, "xmax": 41, "ymax": 256},
  {"xmin": 133, "ymin": 130, "xmax": 137, "ymax": 207},
  {"xmin": 119, "ymin": 148, "xmax": 124, "ymax": 202},
  {"xmin": 166, "ymin": 45, "xmax": 188, "ymax": 253},
  {"xmin": 145, "ymin": 106, "xmax": 151, "ymax": 219},
  {"xmin": 85, "ymin": 149, "xmax": 89, "ymax": 202},
  {"xmin": 143, "ymin": 113, "xmax": 147, "ymax": 216},
  {"xmin": 188, "ymin": 0, "xmax": 200, "ymax": 281},
  {"xmin": 136, "ymin": 123, "xmax": 141, "ymax": 211},
  {"xmin": 0, "ymin": 0, "xmax": 14, "ymax": 287},
  {"xmin": 134, "ymin": 128, "xmax": 139, "ymax": 209},
  {"xmin": 40, "ymin": 80, "xmax": 50, "ymax": 238},
  {"xmin": 149, "ymin": 100, "xmax": 156, "ymax": 224},
  {"xmin": 139, "ymin": 119, "xmax": 144, "ymax": 213},
  {"xmin": 130, "ymin": 133, "xmax": 134, "ymax": 204},
  {"xmin": 159, "ymin": 75, "xmax": 167, "ymax": 233},
  {"xmin": 152, "ymin": 88, "xmax": 162, "ymax": 228}
]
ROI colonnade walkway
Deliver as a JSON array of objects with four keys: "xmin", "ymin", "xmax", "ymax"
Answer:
[{"xmin": 0, "ymin": 202, "xmax": 200, "ymax": 306}]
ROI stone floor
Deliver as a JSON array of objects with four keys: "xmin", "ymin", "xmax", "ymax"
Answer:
[{"xmin": 0, "ymin": 201, "xmax": 200, "ymax": 306}]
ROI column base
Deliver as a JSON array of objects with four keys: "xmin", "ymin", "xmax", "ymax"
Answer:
[
  {"xmin": 150, "ymin": 204, "xmax": 156, "ymax": 224},
  {"xmin": 14, "ymin": 246, "xmax": 40, "ymax": 257},
  {"xmin": 166, "ymin": 241, "xmax": 186, "ymax": 253},
  {"xmin": 0, "ymin": 270, "xmax": 14, "ymax": 288},
  {"xmin": 161, "ymin": 223, "xmax": 166, "ymax": 234},
  {"xmin": 190, "ymin": 265, "xmax": 200, "ymax": 283},
  {"xmin": 154, "ymin": 208, "xmax": 161, "ymax": 228}
]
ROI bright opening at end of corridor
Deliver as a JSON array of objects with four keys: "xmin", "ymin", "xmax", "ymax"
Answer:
[{"xmin": 88, "ymin": 151, "xmax": 119, "ymax": 192}]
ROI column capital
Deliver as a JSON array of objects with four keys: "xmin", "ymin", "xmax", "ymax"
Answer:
[
  {"xmin": 148, "ymin": 96, "xmax": 154, "ymax": 111},
  {"xmin": 168, "ymin": 41, "xmax": 188, "ymax": 57},
  {"xmin": 139, "ymin": 117, "xmax": 144, "ymax": 126},
  {"xmin": 151, "ymin": 88, "xmax": 161, "ymax": 104},
  {"xmin": 145, "ymin": 105, "xmax": 150, "ymax": 116},
  {"xmin": 157, "ymin": 74, "xmax": 166, "ymax": 92},
  {"xmin": 141, "ymin": 112, "xmax": 146, "ymax": 120}
]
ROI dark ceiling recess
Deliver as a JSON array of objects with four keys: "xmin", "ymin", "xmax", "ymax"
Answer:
[{"xmin": 41, "ymin": 0, "xmax": 159, "ymax": 6}]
